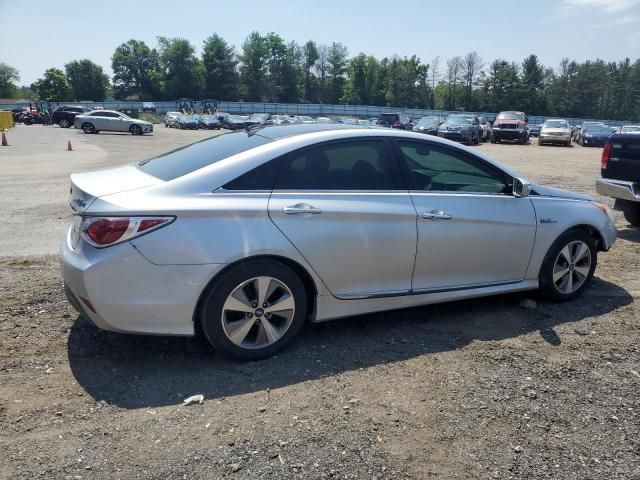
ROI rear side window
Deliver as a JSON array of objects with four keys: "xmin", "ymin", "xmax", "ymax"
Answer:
[
  {"xmin": 223, "ymin": 158, "xmax": 283, "ymax": 190},
  {"xmin": 138, "ymin": 132, "xmax": 272, "ymax": 181},
  {"xmin": 275, "ymin": 140, "xmax": 398, "ymax": 190}
]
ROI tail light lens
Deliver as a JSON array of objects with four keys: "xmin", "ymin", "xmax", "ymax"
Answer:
[
  {"xmin": 393, "ymin": 120, "xmax": 401, "ymax": 126},
  {"xmin": 601, "ymin": 143, "xmax": 612, "ymax": 170},
  {"xmin": 81, "ymin": 216, "xmax": 174, "ymax": 247}
]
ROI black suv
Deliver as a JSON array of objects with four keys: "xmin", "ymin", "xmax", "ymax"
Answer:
[
  {"xmin": 52, "ymin": 105, "xmax": 90, "ymax": 128},
  {"xmin": 376, "ymin": 112, "xmax": 413, "ymax": 129}
]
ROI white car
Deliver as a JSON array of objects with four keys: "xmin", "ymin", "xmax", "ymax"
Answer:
[
  {"xmin": 621, "ymin": 125, "xmax": 640, "ymax": 134},
  {"xmin": 74, "ymin": 110, "xmax": 153, "ymax": 135},
  {"xmin": 164, "ymin": 112, "xmax": 181, "ymax": 128}
]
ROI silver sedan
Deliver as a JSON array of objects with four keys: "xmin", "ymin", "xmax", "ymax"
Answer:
[
  {"xmin": 74, "ymin": 110, "xmax": 153, "ymax": 135},
  {"xmin": 60, "ymin": 125, "xmax": 617, "ymax": 360}
]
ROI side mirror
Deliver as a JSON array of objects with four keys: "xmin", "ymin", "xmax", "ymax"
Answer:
[{"xmin": 513, "ymin": 177, "xmax": 532, "ymax": 198}]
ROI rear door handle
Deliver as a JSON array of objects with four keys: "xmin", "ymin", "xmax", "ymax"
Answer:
[
  {"xmin": 422, "ymin": 209, "xmax": 452, "ymax": 220},
  {"xmin": 283, "ymin": 203, "xmax": 323, "ymax": 215}
]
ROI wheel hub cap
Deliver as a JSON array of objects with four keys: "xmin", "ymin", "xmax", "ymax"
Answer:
[
  {"xmin": 221, "ymin": 276, "xmax": 295, "ymax": 349},
  {"xmin": 552, "ymin": 240, "xmax": 591, "ymax": 294}
]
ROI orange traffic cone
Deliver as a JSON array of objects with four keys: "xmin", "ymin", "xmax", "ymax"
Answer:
[
  {"xmin": 1, "ymin": 131, "xmax": 7, "ymax": 146},
  {"xmin": 67, "ymin": 140, "xmax": 73, "ymax": 151}
]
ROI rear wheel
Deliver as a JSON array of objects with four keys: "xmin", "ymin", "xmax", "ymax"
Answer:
[
  {"xmin": 59, "ymin": 119, "xmax": 70, "ymax": 128},
  {"xmin": 619, "ymin": 201, "xmax": 640, "ymax": 226},
  {"xmin": 81, "ymin": 123, "xmax": 95, "ymax": 134},
  {"xmin": 539, "ymin": 229, "xmax": 597, "ymax": 301},
  {"xmin": 200, "ymin": 260, "xmax": 308, "ymax": 360}
]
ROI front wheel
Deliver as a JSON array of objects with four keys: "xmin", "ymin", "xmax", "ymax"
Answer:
[
  {"xmin": 539, "ymin": 229, "xmax": 597, "ymax": 301},
  {"xmin": 130, "ymin": 124, "xmax": 143, "ymax": 135},
  {"xmin": 200, "ymin": 260, "xmax": 308, "ymax": 360}
]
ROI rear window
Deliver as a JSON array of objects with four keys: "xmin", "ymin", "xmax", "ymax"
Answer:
[
  {"xmin": 378, "ymin": 114, "xmax": 399, "ymax": 122},
  {"xmin": 137, "ymin": 131, "xmax": 272, "ymax": 181}
]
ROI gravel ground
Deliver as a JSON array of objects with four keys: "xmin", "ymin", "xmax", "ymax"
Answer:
[{"xmin": 0, "ymin": 126, "xmax": 639, "ymax": 479}]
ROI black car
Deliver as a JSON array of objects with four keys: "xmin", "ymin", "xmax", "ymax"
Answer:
[
  {"xmin": 437, "ymin": 114, "xmax": 482, "ymax": 144},
  {"xmin": 197, "ymin": 115, "xmax": 221, "ymax": 130},
  {"xmin": 176, "ymin": 115, "xmax": 199, "ymax": 130},
  {"xmin": 528, "ymin": 124, "xmax": 542, "ymax": 137},
  {"xmin": 581, "ymin": 125, "xmax": 612, "ymax": 147},
  {"xmin": 245, "ymin": 113, "xmax": 273, "ymax": 127},
  {"xmin": 221, "ymin": 115, "xmax": 249, "ymax": 130},
  {"xmin": 376, "ymin": 112, "xmax": 413, "ymax": 129},
  {"xmin": 52, "ymin": 105, "xmax": 90, "ymax": 128},
  {"xmin": 412, "ymin": 116, "xmax": 440, "ymax": 135}
]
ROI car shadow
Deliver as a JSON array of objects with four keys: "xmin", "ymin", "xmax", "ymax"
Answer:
[
  {"xmin": 616, "ymin": 226, "xmax": 640, "ymax": 242},
  {"xmin": 67, "ymin": 277, "xmax": 631, "ymax": 409}
]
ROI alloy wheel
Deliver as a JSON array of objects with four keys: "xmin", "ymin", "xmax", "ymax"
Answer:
[
  {"xmin": 221, "ymin": 276, "xmax": 295, "ymax": 349},
  {"xmin": 552, "ymin": 240, "xmax": 591, "ymax": 294}
]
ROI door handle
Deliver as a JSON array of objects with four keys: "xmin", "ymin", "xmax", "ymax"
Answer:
[
  {"xmin": 283, "ymin": 204, "xmax": 323, "ymax": 215},
  {"xmin": 422, "ymin": 209, "xmax": 452, "ymax": 220}
]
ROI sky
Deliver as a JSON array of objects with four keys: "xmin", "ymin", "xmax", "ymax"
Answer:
[{"xmin": 1, "ymin": 0, "xmax": 639, "ymax": 85}]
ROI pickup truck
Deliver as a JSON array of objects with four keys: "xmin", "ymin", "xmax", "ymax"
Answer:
[{"xmin": 596, "ymin": 133, "xmax": 640, "ymax": 225}]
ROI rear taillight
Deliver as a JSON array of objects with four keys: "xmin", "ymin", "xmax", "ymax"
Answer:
[
  {"xmin": 393, "ymin": 120, "xmax": 401, "ymax": 126},
  {"xmin": 601, "ymin": 143, "xmax": 612, "ymax": 170},
  {"xmin": 81, "ymin": 216, "xmax": 174, "ymax": 247}
]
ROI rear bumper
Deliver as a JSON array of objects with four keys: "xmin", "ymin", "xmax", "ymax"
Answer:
[
  {"xmin": 60, "ymin": 227, "xmax": 222, "ymax": 336},
  {"xmin": 596, "ymin": 178, "xmax": 640, "ymax": 203}
]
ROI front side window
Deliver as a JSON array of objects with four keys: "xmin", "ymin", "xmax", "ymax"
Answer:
[
  {"xmin": 397, "ymin": 141, "xmax": 507, "ymax": 194},
  {"xmin": 275, "ymin": 140, "xmax": 398, "ymax": 190}
]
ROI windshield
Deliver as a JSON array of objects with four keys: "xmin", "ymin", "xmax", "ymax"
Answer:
[
  {"xmin": 445, "ymin": 115, "xmax": 473, "ymax": 125},
  {"xmin": 138, "ymin": 131, "xmax": 272, "ymax": 181},
  {"xmin": 586, "ymin": 126, "xmax": 611, "ymax": 133},
  {"xmin": 248, "ymin": 114, "xmax": 268, "ymax": 121},
  {"xmin": 497, "ymin": 112, "xmax": 523, "ymax": 120},
  {"xmin": 543, "ymin": 120, "xmax": 568, "ymax": 128},
  {"xmin": 201, "ymin": 115, "xmax": 217, "ymax": 121},
  {"xmin": 417, "ymin": 117, "xmax": 439, "ymax": 126}
]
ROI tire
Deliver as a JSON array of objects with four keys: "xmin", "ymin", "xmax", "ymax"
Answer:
[
  {"xmin": 538, "ymin": 139, "xmax": 544, "ymax": 146},
  {"xmin": 130, "ymin": 124, "xmax": 143, "ymax": 136},
  {"xmin": 200, "ymin": 260, "xmax": 308, "ymax": 360},
  {"xmin": 59, "ymin": 119, "xmax": 70, "ymax": 128},
  {"xmin": 81, "ymin": 123, "xmax": 95, "ymax": 134},
  {"xmin": 620, "ymin": 202, "xmax": 640, "ymax": 226},
  {"xmin": 490, "ymin": 135, "xmax": 496, "ymax": 144},
  {"xmin": 539, "ymin": 229, "xmax": 597, "ymax": 302}
]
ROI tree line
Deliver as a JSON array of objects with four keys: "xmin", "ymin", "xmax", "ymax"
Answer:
[{"xmin": 1, "ymin": 32, "xmax": 640, "ymax": 121}]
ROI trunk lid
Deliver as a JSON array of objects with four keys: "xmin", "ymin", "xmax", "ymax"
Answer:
[
  {"xmin": 69, "ymin": 165, "xmax": 162, "ymax": 213},
  {"xmin": 602, "ymin": 134, "xmax": 640, "ymax": 182}
]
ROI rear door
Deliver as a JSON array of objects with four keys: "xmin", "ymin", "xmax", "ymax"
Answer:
[
  {"xmin": 393, "ymin": 139, "xmax": 537, "ymax": 291},
  {"xmin": 268, "ymin": 138, "xmax": 418, "ymax": 298}
]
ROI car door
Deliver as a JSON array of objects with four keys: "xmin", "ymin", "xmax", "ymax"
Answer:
[
  {"xmin": 111, "ymin": 112, "xmax": 129, "ymax": 132},
  {"xmin": 268, "ymin": 138, "xmax": 417, "ymax": 298},
  {"xmin": 393, "ymin": 139, "xmax": 537, "ymax": 291}
]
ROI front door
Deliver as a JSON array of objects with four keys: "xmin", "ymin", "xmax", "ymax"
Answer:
[
  {"xmin": 268, "ymin": 138, "xmax": 417, "ymax": 298},
  {"xmin": 393, "ymin": 139, "xmax": 537, "ymax": 291}
]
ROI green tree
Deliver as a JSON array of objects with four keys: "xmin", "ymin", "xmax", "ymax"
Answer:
[
  {"xmin": 157, "ymin": 37, "xmax": 205, "ymax": 100},
  {"xmin": 302, "ymin": 40, "xmax": 319, "ymax": 102},
  {"xmin": 326, "ymin": 42, "xmax": 349, "ymax": 103},
  {"xmin": 239, "ymin": 31, "xmax": 269, "ymax": 101},
  {"xmin": 33, "ymin": 68, "xmax": 72, "ymax": 101},
  {"xmin": 112, "ymin": 39, "xmax": 161, "ymax": 100},
  {"xmin": 479, "ymin": 60, "xmax": 520, "ymax": 112},
  {"xmin": 202, "ymin": 34, "xmax": 239, "ymax": 100},
  {"xmin": 520, "ymin": 54, "xmax": 545, "ymax": 114},
  {"xmin": 0, "ymin": 63, "xmax": 20, "ymax": 98},
  {"xmin": 64, "ymin": 59, "xmax": 109, "ymax": 101}
]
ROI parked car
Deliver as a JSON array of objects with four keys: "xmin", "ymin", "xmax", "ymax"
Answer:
[
  {"xmin": 61, "ymin": 124, "xmax": 616, "ymax": 360},
  {"xmin": 245, "ymin": 113, "xmax": 273, "ymax": 127},
  {"xmin": 528, "ymin": 124, "xmax": 542, "ymax": 137},
  {"xmin": 538, "ymin": 119, "xmax": 572, "ymax": 146},
  {"xmin": 413, "ymin": 116, "xmax": 440, "ymax": 136},
  {"xmin": 298, "ymin": 116, "xmax": 316, "ymax": 124},
  {"xmin": 368, "ymin": 117, "xmax": 379, "ymax": 125},
  {"xmin": 621, "ymin": 125, "xmax": 640, "ymax": 134},
  {"xmin": 478, "ymin": 117, "xmax": 492, "ymax": 141},
  {"xmin": 316, "ymin": 117, "xmax": 331, "ymax": 123},
  {"xmin": 437, "ymin": 114, "xmax": 481, "ymax": 144},
  {"xmin": 357, "ymin": 119, "xmax": 371, "ymax": 126},
  {"xmin": 142, "ymin": 102, "xmax": 156, "ymax": 113},
  {"xmin": 221, "ymin": 115, "xmax": 249, "ymax": 130},
  {"xmin": 177, "ymin": 115, "xmax": 199, "ymax": 130},
  {"xmin": 164, "ymin": 111, "xmax": 180, "ymax": 128},
  {"xmin": 74, "ymin": 110, "xmax": 153, "ymax": 135},
  {"xmin": 376, "ymin": 112, "xmax": 413, "ymax": 129},
  {"xmin": 198, "ymin": 115, "xmax": 222, "ymax": 130},
  {"xmin": 271, "ymin": 115, "xmax": 295, "ymax": 125},
  {"xmin": 596, "ymin": 132, "xmax": 640, "ymax": 225},
  {"xmin": 491, "ymin": 111, "xmax": 529, "ymax": 144},
  {"xmin": 580, "ymin": 124, "xmax": 612, "ymax": 147},
  {"xmin": 576, "ymin": 122, "xmax": 605, "ymax": 143},
  {"xmin": 52, "ymin": 105, "xmax": 90, "ymax": 128}
]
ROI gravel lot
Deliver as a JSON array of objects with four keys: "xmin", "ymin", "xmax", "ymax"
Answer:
[{"xmin": 1, "ymin": 125, "xmax": 639, "ymax": 480}]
